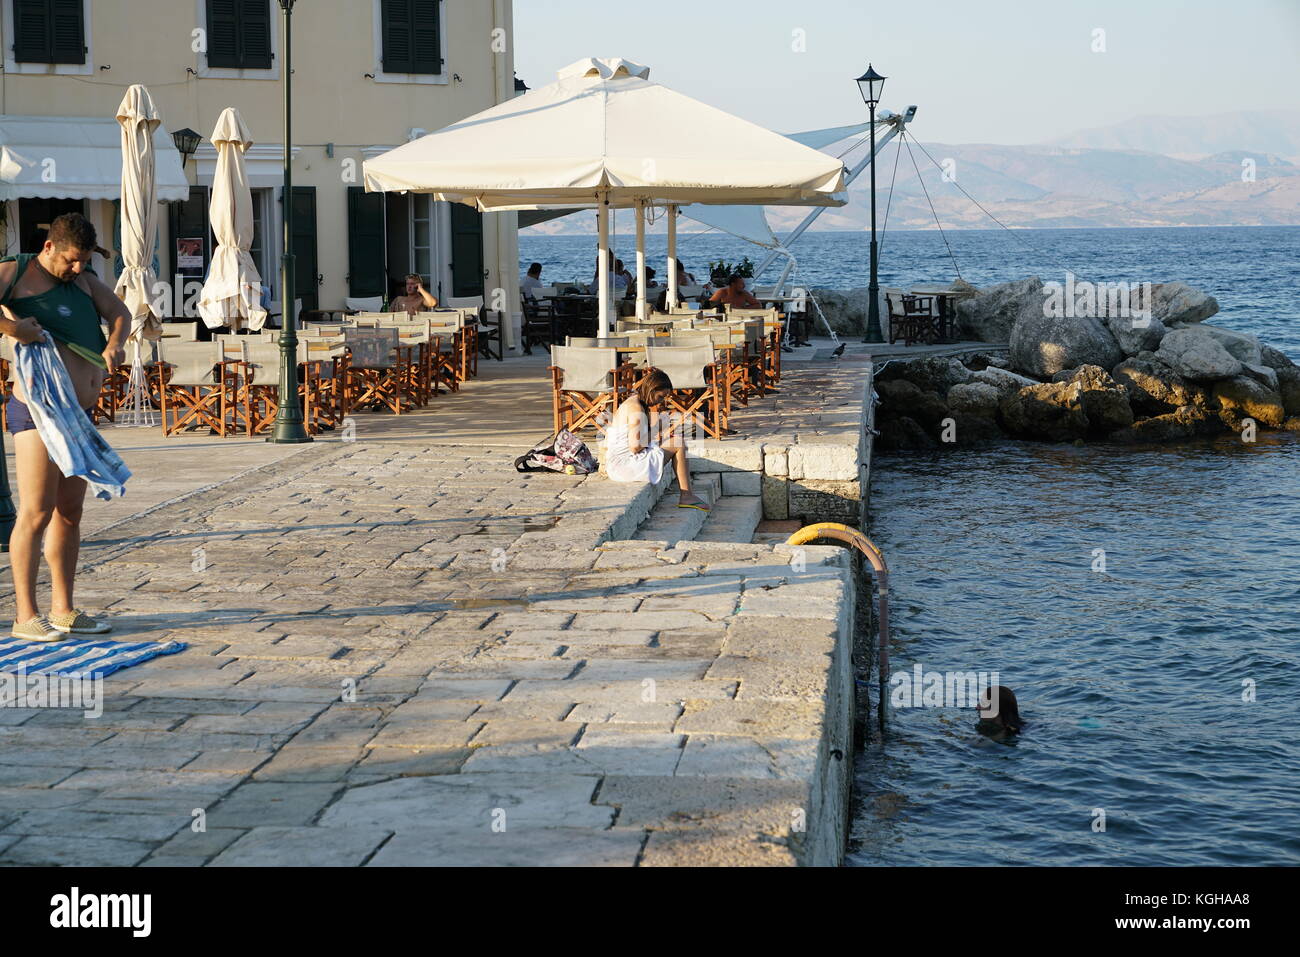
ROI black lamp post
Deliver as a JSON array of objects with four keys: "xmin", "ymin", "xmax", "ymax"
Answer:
[
  {"xmin": 856, "ymin": 64, "xmax": 887, "ymax": 344},
  {"xmin": 270, "ymin": 0, "xmax": 311, "ymax": 443}
]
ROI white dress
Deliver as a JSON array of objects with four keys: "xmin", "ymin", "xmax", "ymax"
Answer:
[{"xmin": 605, "ymin": 421, "xmax": 665, "ymax": 484}]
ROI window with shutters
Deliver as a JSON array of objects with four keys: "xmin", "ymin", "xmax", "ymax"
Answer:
[
  {"xmin": 373, "ymin": 0, "xmax": 446, "ymax": 83},
  {"xmin": 5, "ymin": 0, "xmax": 91, "ymax": 72},
  {"xmin": 204, "ymin": 0, "xmax": 273, "ymax": 71}
]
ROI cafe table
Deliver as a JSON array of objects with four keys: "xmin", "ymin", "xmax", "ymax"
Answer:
[{"xmin": 906, "ymin": 285, "xmax": 973, "ymax": 343}]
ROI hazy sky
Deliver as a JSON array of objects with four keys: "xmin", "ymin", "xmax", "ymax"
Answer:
[{"xmin": 514, "ymin": 0, "xmax": 1300, "ymax": 145}]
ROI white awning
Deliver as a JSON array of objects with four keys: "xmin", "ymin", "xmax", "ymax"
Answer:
[{"xmin": 0, "ymin": 114, "xmax": 189, "ymax": 202}]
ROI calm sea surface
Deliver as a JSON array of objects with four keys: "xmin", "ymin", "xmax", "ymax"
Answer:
[{"xmin": 523, "ymin": 226, "xmax": 1300, "ymax": 866}]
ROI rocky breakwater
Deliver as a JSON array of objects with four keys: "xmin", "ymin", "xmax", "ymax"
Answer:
[{"xmin": 873, "ymin": 278, "xmax": 1300, "ymax": 449}]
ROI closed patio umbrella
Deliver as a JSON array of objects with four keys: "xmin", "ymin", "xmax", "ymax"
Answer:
[
  {"xmin": 113, "ymin": 84, "xmax": 164, "ymax": 427},
  {"xmin": 198, "ymin": 107, "xmax": 266, "ymax": 331},
  {"xmin": 364, "ymin": 57, "xmax": 845, "ymax": 335}
]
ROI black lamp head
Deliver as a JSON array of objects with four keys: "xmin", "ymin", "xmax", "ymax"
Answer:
[
  {"xmin": 172, "ymin": 127, "xmax": 202, "ymax": 161},
  {"xmin": 854, "ymin": 63, "xmax": 887, "ymax": 107}
]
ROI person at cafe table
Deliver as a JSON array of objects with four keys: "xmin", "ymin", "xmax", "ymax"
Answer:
[
  {"xmin": 709, "ymin": 273, "xmax": 761, "ymax": 309},
  {"xmin": 390, "ymin": 272, "xmax": 439, "ymax": 314}
]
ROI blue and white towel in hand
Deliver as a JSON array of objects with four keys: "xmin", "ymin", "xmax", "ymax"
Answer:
[{"xmin": 13, "ymin": 333, "xmax": 132, "ymax": 500}]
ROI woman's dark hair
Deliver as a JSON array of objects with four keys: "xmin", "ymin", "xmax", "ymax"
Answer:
[
  {"xmin": 46, "ymin": 212, "xmax": 97, "ymax": 252},
  {"xmin": 614, "ymin": 259, "xmax": 625, "ymax": 272},
  {"xmin": 978, "ymin": 685, "xmax": 1022, "ymax": 733},
  {"xmin": 636, "ymin": 369, "xmax": 673, "ymax": 407},
  {"xmin": 527, "ymin": 262, "xmax": 542, "ymax": 277}
]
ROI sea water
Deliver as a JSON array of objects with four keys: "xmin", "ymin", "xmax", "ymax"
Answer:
[{"xmin": 523, "ymin": 225, "xmax": 1300, "ymax": 865}]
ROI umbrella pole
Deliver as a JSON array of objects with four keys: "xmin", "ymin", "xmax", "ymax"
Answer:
[
  {"xmin": 666, "ymin": 204, "xmax": 678, "ymax": 307},
  {"xmin": 597, "ymin": 195, "xmax": 610, "ymax": 337},
  {"xmin": 635, "ymin": 201, "xmax": 647, "ymax": 321}
]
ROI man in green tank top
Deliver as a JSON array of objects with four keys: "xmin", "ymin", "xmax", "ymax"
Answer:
[{"xmin": 0, "ymin": 212, "xmax": 130, "ymax": 641}]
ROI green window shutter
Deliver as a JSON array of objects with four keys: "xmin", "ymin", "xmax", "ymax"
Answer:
[
  {"xmin": 410, "ymin": 0, "xmax": 442, "ymax": 76},
  {"xmin": 206, "ymin": 0, "xmax": 241, "ymax": 68},
  {"xmin": 290, "ymin": 186, "xmax": 319, "ymax": 313},
  {"xmin": 381, "ymin": 0, "xmax": 413, "ymax": 74},
  {"xmin": 11, "ymin": 0, "xmax": 52, "ymax": 64},
  {"xmin": 347, "ymin": 187, "xmax": 387, "ymax": 298},
  {"xmin": 238, "ymin": 0, "xmax": 272, "ymax": 70},
  {"xmin": 12, "ymin": 0, "xmax": 83, "ymax": 65},
  {"xmin": 50, "ymin": 0, "xmax": 85, "ymax": 64},
  {"xmin": 382, "ymin": 0, "xmax": 441, "ymax": 75},
  {"xmin": 206, "ymin": 0, "xmax": 270, "ymax": 69},
  {"xmin": 449, "ymin": 203, "xmax": 484, "ymax": 299}
]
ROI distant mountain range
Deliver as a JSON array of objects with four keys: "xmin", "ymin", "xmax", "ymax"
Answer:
[{"xmin": 526, "ymin": 110, "xmax": 1300, "ymax": 234}]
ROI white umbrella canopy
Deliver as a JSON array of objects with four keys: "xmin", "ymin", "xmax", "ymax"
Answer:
[
  {"xmin": 113, "ymin": 84, "xmax": 164, "ymax": 344},
  {"xmin": 364, "ymin": 57, "xmax": 845, "ymax": 331},
  {"xmin": 198, "ymin": 107, "xmax": 266, "ymax": 331},
  {"xmin": 364, "ymin": 57, "xmax": 845, "ymax": 209}
]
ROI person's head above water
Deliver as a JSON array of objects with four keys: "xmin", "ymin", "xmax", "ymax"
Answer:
[{"xmin": 977, "ymin": 685, "xmax": 1022, "ymax": 733}]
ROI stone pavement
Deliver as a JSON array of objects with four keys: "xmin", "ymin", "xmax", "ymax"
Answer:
[{"xmin": 0, "ymin": 433, "xmax": 856, "ymax": 866}]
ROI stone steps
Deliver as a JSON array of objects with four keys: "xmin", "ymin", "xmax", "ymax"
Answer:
[
  {"xmin": 632, "ymin": 474, "xmax": 721, "ymax": 546},
  {"xmin": 695, "ymin": 495, "xmax": 763, "ymax": 544}
]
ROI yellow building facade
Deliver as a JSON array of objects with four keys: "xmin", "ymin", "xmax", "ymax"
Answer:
[{"xmin": 0, "ymin": 0, "xmax": 521, "ymax": 345}]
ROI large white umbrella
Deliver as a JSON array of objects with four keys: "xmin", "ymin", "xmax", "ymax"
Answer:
[
  {"xmin": 364, "ymin": 57, "xmax": 845, "ymax": 334},
  {"xmin": 198, "ymin": 107, "xmax": 266, "ymax": 331},
  {"xmin": 113, "ymin": 84, "xmax": 163, "ymax": 427}
]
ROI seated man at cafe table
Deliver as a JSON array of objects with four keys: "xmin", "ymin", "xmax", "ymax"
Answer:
[
  {"xmin": 390, "ymin": 273, "xmax": 439, "ymax": 314},
  {"xmin": 521, "ymin": 262, "xmax": 544, "ymax": 299},
  {"xmin": 709, "ymin": 273, "xmax": 761, "ymax": 309}
]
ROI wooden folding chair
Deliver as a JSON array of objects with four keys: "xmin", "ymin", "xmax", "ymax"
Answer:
[
  {"xmin": 343, "ymin": 328, "xmax": 416, "ymax": 414},
  {"xmin": 549, "ymin": 345, "xmax": 628, "ymax": 436},
  {"xmin": 158, "ymin": 342, "xmax": 236, "ymax": 436},
  {"xmin": 644, "ymin": 344, "xmax": 724, "ymax": 441}
]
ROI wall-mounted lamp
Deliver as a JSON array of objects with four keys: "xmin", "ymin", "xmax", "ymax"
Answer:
[{"xmin": 172, "ymin": 127, "xmax": 202, "ymax": 164}]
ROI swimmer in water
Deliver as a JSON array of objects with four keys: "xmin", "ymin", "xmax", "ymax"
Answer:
[{"xmin": 976, "ymin": 685, "xmax": 1022, "ymax": 737}]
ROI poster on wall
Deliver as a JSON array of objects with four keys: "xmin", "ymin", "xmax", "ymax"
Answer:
[{"xmin": 176, "ymin": 237, "xmax": 204, "ymax": 275}]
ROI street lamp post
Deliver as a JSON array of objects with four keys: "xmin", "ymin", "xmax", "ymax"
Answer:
[
  {"xmin": 856, "ymin": 64, "xmax": 887, "ymax": 344},
  {"xmin": 270, "ymin": 0, "xmax": 311, "ymax": 443}
]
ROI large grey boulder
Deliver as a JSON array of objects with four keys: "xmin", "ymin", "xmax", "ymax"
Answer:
[
  {"xmin": 1154, "ymin": 327, "xmax": 1243, "ymax": 381},
  {"xmin": 809, "ymin": 287, "xmax": 873, "ymax": 335},
  {"xmin": 1187, "ymin": 324, "xmax": 1263, "ymax": 367},
  {"xmin": 955, "ymin": 277, "xmax": 1044, "ymax": 343},
  {"xmin": 875, "ymin": 379, "xmax": 950, "ymax": 434},
  {"xmin": 1058, "ymin": 365, "xmax": 1134, "ymax": 433},
  {"xmin": 1111, "ymin": 357, "xmax": 1207, "ymax": 415},
  {"xmin": 1261, "ymin": 344, "xmax": 1297, "ymax": 371},
  {"xmin": 1149, "ymin": 281, "xmax": 1219, "ymax": 325},
  {"xmin": 875, "ymin": 355, "xmax": 973, "ymax": 398},
  {"xmin": 998, "ymin": 381, "xmax": 1090, "ymax": 442},
  {"xmin": 1240, "ymin": 363, "xmax": 1279, "ymax": 392},
  {"xmin": 1009, "ymin": 310, "xmax": 1124, "ymax": 379},
  {"xmin": 1212, "ymin": 376, "xmax": 1285, "ymax": 429},
  {"xmin": 972, "ymin": 366, "xmax": 1039, "ymax": 398},
  {"xmin": 1112, "ymin": 404, "xmax": 1223, "ymax": 443},
  {"xmin": 1274, "ymin": 366, "xmax": 1300, "ymax": 417},
  {"xmin": 1104, "ymin": 314, "xmax": 1168, "ymax": 356},
  {"xmin": 946, "ymin": 381, "xmax": 1002, "ymax": 417}
]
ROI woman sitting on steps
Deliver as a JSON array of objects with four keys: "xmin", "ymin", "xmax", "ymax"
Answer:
[{"xmin": 604, "ymin": 370, "xmax": 709, "ymax": 511}]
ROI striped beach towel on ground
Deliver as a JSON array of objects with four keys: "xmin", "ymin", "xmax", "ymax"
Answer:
[{"xmin": 0, "ymin": 637, "xmax": 186, "ymax": 679}]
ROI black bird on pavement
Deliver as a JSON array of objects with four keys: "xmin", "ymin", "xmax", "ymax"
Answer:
[{"xmin": 830, "ymin": 342, "xmax": 846, "ymax": 358}]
